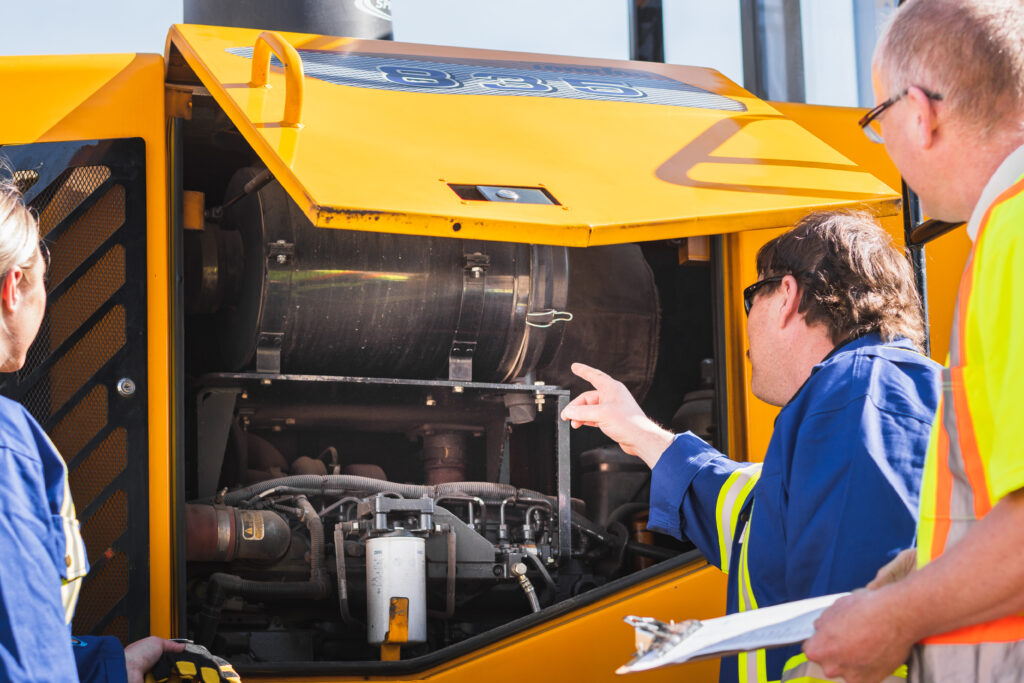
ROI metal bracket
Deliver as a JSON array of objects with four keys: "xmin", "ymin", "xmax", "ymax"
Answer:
[
  {"xmin": 448, "ymin": 245, "xmax": 490, "ymax": 381},
  {"xmin": 256, "ymin": 240, "xmax": 295, "ymax": 374}
]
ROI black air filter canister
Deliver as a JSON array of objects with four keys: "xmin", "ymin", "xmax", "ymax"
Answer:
[
  {"xmin": 209, "ymin": 167, "xmax": 570, "ymax": 382},
  {"xmin": 539, "ymin": 245, "xmax": 660, "ymax": 402}
]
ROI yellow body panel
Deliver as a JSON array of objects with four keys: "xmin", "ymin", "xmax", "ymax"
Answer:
[
  {"xmin": 0, "ymin": 53, "xmax": 174, "ymax": 638},
  {"xmin": 0, "ymin": 28, "xmax": 971, "ymax": 683},
  {"xmin": 723, "ymin": 103, "xmax": 972, "ymax": 463},
  {"xmin": 260, "ymin": 559, "xmax": 726, "ymax": 682},
  {"xmin": 167, "ymin": 24, "xmax": 899, "ymax": 246},
  {"xmin": 771, "ymin": 101, "xmax": 971, "ymax": 364}
]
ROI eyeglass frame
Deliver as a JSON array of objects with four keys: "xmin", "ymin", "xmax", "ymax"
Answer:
[
  {"xmin": 858, "ymin": 87, "xmax": 944, "ymax": 143},
  {"xmin": 742, "ymin": 274, "xmax": 786, "ymax": 315}
]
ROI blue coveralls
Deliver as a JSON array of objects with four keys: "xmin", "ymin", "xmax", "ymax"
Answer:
[
  {"xmin": 648, "ymin": 334, "xmax": 941, "ymax": 682},
  {"xmin": 0, "ymin": 395, "xmax": 126, "ymax": 682}
]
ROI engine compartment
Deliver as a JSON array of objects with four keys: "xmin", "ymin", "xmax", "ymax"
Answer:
[{"xmin": 177, "ymin": 85, "xmax": 720, "ymax": 671}]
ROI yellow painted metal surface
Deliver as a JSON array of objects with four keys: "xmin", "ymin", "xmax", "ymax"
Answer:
[
  {"xmin": 251, "ymin": 558, "xmax": 726, "ymax": 682},
  {"xmin": 722, "ymin": 103, "xmax": 972, "ymax": 462},
  {"xmin": 167, "ymin": 24, "xmax": 899, "ymax": 247},
  {"xmin": 770, "ymin": 101, "xmax": 971, "ymax": 364},
  {"xmin": 0, "ymin": 53, "xmax": 174, "ymax": 637}
]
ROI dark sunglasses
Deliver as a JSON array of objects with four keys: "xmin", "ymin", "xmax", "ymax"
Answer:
[{"xmin": 743, "ymin": 275, "xmax": 785, "ymax": 315}]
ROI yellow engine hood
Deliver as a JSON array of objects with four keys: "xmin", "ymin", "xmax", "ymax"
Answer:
[{"xmin": 168, "ymin": 24, "xmax": 899, "ymax": 246}]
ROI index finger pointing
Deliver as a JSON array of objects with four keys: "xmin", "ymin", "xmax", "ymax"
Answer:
[{"xmin": 570, "ymin": 362, "xmax": 614, "ymax": 389}]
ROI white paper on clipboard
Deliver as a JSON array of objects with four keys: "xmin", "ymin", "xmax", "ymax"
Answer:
[{"xmin": 617, "ymin": 592, "xmax": 848, "ymax": 674}]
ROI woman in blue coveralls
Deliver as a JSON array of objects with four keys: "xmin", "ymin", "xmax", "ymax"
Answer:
[
  {"xmin": 0, "ymin": 180, "xmax": 185, "ymax": 682},
  {"xmin": 562, "ymin": 211, "xmax": 941, "ymax": 683}
]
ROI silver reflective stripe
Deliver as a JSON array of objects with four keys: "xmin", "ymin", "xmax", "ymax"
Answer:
[
  {"xmin": 948, "ymin": 294, "xmax": 962, "ymax": 367},
  {"xmin": 910, "ymin": 642, "xmax": 1024, "ymax": 682},
  {"xmin": 941, "ymin": 279, "xmax": 980, "ymax": 551},
  {"xmin": 940, "ymin": 368, "xmax": 977, "ymax": 551},
  {"xmin": 782, "ymin": 654, "xmax": 906, "ymax": 682},
  {"xmin": 716, "ymin": 463, "xmax": 762, "ymax": 572},
  {"xmin": 736, "ymin": 514, "xmax": 767, "ymax": 683}
]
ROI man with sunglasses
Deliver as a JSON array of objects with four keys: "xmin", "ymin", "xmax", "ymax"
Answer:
[
  {"xmin": 562, "ymin": 211, "xmax": 941, "ymax": 682},
  {"xmin": 805, "ymin": 1, "xmax": 1024, "ymax": 681}
]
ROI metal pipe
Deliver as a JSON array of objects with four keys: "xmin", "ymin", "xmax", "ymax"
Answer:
[
  {"xmin": 518, "ymin": 574, "xmax": 541, "ymax": 613},
  {"xmin": 525, "ymin": 551, "xmax": 557, "ymax": 596},
  {"xmin": 197, "ymin": 495, "xmax": 331, "ymax": 644},
  {"xmin": 219, "ymin": 475, "xmax": 520, "ymax": 506},
  {"xmin": 320, "ymin": 496, "xmax": 361, "ymax": 518},
  {"xmin": 428, "ymin": 526, "xmax": 458, "ymax": 620},
  {"xmin": 444, "ymin": 527, "xmax": 456, "ymax": 617},
  {"xmin": 435, "ymin": 495, "xmax": 486, "ymax": 530},
  {"xmin": 241, "ymin": 403, "xmax": 499, "ymax": 427}
]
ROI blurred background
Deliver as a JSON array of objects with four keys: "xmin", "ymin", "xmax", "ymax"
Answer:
[{"xmin": 2, "ymin": 0, "xmax": 897, "ymax": 107}]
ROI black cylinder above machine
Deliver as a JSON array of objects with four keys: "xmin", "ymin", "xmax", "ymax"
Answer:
[
  {"xmin": 184, "ymin": 0, "xmax": 392, "ymax": 40},
  {"xmin": 185, "ymin": 167, "xmax": 660, "ymax": 393},
  {"xmin": 190, "ymin": 167, "xmax": 571, "ymax": 383}
]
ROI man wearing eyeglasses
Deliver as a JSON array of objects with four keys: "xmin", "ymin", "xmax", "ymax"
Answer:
[
  {"xmin": 562, "ymin": 211, "xmax": 941, "ymax": 683},
  {"xmin": 804, "ymin": 1, "xmax": 1024, "ymax": 682}
]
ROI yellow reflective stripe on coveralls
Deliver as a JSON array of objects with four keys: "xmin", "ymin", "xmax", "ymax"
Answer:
[
  {"xmin": 736, "ymin": 512, "xmax": 768, "ymax": 683},
  {"xmin": 50, "ymin": 430, "xmax": 88, "ymax": 624},
  {"xmin": 780, "ymin": 652, "xmax": 907, "ymax": 682},
  {"xmin": 715, "ymin": 463, "xmax": 762, "ymax": 573}
]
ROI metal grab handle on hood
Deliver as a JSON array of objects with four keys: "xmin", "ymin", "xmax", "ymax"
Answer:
[{"xmin": 248, "ymin": 31, "xmax": 305, "ymax": 128}]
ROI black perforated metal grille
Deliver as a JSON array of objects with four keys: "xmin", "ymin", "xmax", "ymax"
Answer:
[{"xmin": 0, "ymin": 139, "xmax": 149, "ymax": 644}]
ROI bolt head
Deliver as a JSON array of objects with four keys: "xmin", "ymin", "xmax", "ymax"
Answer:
[{"xmin": 116, "ymin": 378, "xmax": 136, "ymax": 397}]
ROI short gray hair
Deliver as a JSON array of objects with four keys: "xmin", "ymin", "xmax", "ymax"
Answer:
[
  {"xmin": 0, "ymin": 178, "xmax": 41, "ymax": 278},
  {"xmin": 875, "ymin": 0, "xmax": 1024, "ymax": 137}
]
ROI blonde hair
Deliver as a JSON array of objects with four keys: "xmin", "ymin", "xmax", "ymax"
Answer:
[
  {"xmin": 0, "ymin": 178, "xmax": 41, "ymax": 278},
  {"xmin": 875, "ymin": 0, "xmax": 1024, "ymax": 138}
]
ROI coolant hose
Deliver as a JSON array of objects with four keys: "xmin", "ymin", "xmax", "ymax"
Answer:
[
  {"xmin": 219, "ymin": 475, "xmax": 523, "ymax": 506},
  {"xmin": 333, "ymin": 525, "xmax": 359, "ymax": 627},
  {"xmin": 216, "ymin": 475, "xmax": 609, "ymax": 553},
  {"xmin": 197, "ymin": 496, "xmax": 330, "ymax": 645},
  {"xmin": 526, "ymin": 551, "xmax": 558, "ymax": 596}
]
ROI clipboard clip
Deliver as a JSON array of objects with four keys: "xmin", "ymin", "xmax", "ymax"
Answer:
[{"xmin": 623, "ymin": 615, "xmax": 703, "ymax": 657}]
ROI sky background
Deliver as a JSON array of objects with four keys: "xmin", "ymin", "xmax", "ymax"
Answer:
[
  {"xmin": 0, "ymin": 1, "xmax": 184, "ymax": 56},
  {"xmin": 0, "ymin": 1, "xmax": 630, "ymax": 58},
  {"xmin": 0, "ymin": 0, "xmax": 884, "ymax": 108}
]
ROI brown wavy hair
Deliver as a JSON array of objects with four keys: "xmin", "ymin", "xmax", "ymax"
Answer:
[{"xmin": 755, "ymin": 211, "xmax": 926, "ymax": 351}]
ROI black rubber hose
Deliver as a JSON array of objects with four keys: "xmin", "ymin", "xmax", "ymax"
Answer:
[
  {"xmin": 296, "ymin": 496, "xmax": 325, "ymax": 578},
  {"xmin": 198, "ymin": 495, "xmax": 330, "ymax": 643},
  {"xmin": 333, "ymin": 525, "xmax": 360, "ymax": 628},
  {"xmin": 605, "ymin": 502, "xmax": 650, "ymax": 529},
  {"xmin": 218, "ymin": 476, "xmax": 521, "ymax": 506},
  {"xmin": 525, "ymin": 551, "xmax": 557, "ymax": 596},
  {"xmin": 215, "ymin": 476, "xmax": 612, "ymax": 553},
  {"xmin": 207, "ymin": 571, "xmax": 331, "ymax": 600},
  {"xmin": 626, "ymin": 540, "xmax": 681, "ymax": 562}
]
